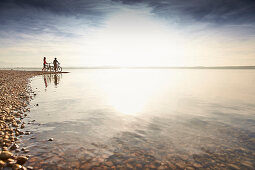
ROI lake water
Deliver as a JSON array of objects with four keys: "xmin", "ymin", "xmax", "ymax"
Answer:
[{"xmin": 22, "ymin": 69, "xmax": 255, "ymax": 169}]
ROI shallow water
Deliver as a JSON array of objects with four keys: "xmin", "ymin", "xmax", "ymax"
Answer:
[{"xmin": 22, "ymin": 69, "xmax": 255, "ymax": 169}]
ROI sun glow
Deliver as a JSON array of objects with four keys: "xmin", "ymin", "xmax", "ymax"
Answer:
[
  {"xmin": 99, "ymin": 69, "xmax": 163, "ymax": 115},
  {"xmin": 78, "ymin": 7, "xmax": 194, "ymax": 67}
]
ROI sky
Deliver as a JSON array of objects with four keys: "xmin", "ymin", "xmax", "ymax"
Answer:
[{"xmin": 0, "ymin": 0, "xmax": 255, "ymax": 67}]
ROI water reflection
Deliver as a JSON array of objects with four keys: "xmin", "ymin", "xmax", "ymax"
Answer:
[
  {"xmin": 25, "ymin": 69, "xmax": 255, "ymax": 169},
  {"xmin": 43, "ymin": 73, "xmax": 62, "ymax": 89}
]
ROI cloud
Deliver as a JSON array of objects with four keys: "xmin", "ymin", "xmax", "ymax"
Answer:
[
  {"xmin": 0, "ymin": 0, "xmax": 115, "ymax": 39},
  {"xmin": 113, "ymin": 0, "xmax": 255, "ymax": 24},
  {"xmin": 0, "ymin": 0, "xmax": 111, "ymax": 16},
  {"xmin": 1, "ymin": 0, "xmax": 254, "ymax": 38}
]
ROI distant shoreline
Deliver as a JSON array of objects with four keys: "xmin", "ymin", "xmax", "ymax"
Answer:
[{"xmin": 1, "ymin": 66, "xmax": 255, "ymax": 70}]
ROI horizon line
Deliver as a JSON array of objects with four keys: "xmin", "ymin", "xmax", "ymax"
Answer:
[{"xmin": 1, "ymin": 65, "xmax": 255, "ymax": 70}]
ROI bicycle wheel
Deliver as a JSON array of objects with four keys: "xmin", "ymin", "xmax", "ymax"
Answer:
[
  {"xmin": 45, "ymin": 66, "xmax": 49, "ymax": 72},
  {"xmin": 50, "ymin": 66, "xmax": 54, "ymax": 72},
  {"xmin": 58, "ymin": 66, "xmax": 62, "ymax": 72}
]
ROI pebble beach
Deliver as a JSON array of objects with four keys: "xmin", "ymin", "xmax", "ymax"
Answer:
[{"xmin": 0, "ymin": 70, "xmax": 43, "ymax": 169}]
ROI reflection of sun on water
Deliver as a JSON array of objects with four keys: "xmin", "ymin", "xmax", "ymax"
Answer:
[
  {"xmin": 101, "ymin": 70, "xmax": 161, "ymax": 115},
  {"xmin": 109, "ymin": 89, "xmax": 147, "ymax": 115}
]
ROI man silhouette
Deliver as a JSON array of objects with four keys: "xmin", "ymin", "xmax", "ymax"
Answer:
[{"xmin": 53, "ymin": 58, "xmax": 59, "ymax": 72}]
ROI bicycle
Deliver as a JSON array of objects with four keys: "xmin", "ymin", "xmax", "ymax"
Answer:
[
  {"xmin": 54, "ymin": 62, "xmax": 62, "ymax": 72},
  {"xmin": 42, "ymin": 63, "xmax": 53, "ymax": 72},
  {"xmin": 42, "ymin": 63, "xmax": 62, "ymax": 72}
]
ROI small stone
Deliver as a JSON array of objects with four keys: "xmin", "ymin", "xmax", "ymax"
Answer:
[
  {"xmin": 7, "ymin": 158, "xmax": 15, "ymax": 163},
  {"xmin": 10, "ymin": 143, "xmax": 19, "ymax": 150},
  {"xmin": 12, "ymin": 164, "xmax": 22, "ymax": 170},
  {"xmin": 0, "ymin": 151, "xmax": 13, "ymax": 160},
  {"xmin": 228, "ymin": 164, "xmax": 240, "ymax": 170},
  {"xmin": 157, "ymin": 165, "xmax": 165, "ymax": 170},
  {"xmin": 12, "ymin": 123, "xmax": 18, "ymax": 127},
  {"xmin": 25, "ymin": 131, "xmax": 30, "ymax": 135},
  {"xmin": 36, "ymin": 104, "xmax": 39, "ymax": 106},
  {"xmin": 105, "ymin": 161, "xmax": 113, "ymax": 167},
  {"xmin": 3, "ymin": 146, "xmax": 8, "ymax": 151},
  {"xmin": 175, "ymin": 162, "xmax": 186, "ymax": 169},
  {"xmin": 0, "ymin": 160, "xmax": 5, "ymax": 168},
  {"xmin": 149, "ymin": 164, "xmax": 157, "ymax": 169},
  {"xmin": 15, "ymin": 132, "xmax": 20, "ymax": 137},
  {"xmin": 193, "ymin": 163, "xmax": 202, "ymax": 168},
  {"xmin": 126, "ymin": 163, "xmax": 133, "ymax": 169},
  {"xmin": 136, "ymin": 164, "xmax": 142, "ymax": 168},
  {"xmin": 27, "ymin": 166, "xmax": 33, "ymax": 170},
  {"xmin": 48, "ymin": 138, "xmax": 54, "ymax": 141},
  {"xmin": 167, "ymin": 162, "xmax": 176, "ymax": 169},
  {"xmin": 21, "ymin": 124, "xmax": 25, "ymax": 129},
  {"xmin": 17, "ymin": 156, "xmax": 28, "ymax": 165},
  {"xmin": 241, "ymin": 161, "xmax": 253, "ymax": 169},
  {"xmin": 23, "ymin": 149, "xmax": 30, "ymax": 153}
]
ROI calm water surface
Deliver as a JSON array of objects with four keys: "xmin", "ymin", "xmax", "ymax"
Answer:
[{"xmin": 22, "ymin": 69, "xmax": 255, "ymax": 169}]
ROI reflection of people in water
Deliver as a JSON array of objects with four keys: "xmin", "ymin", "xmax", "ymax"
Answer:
[
  {"xmin": 43, "ymin": 73, "xmax": 61, "ymax": 88},
  {"xmin": 54, "ymin": 74, "xmax": 58, "ymax": 86},
  {"xmin": 43, "ymin": 75, "xmax": 48, "ymax": 88}
]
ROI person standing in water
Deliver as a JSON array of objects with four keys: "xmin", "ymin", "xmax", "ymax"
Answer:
[
  {"xmin": 42, "ymin": 57, "xmax": 47, "ymax": 71},
  {"xmin": 53, "ymin": 58, "xmax": 59, "ymax": 72}
]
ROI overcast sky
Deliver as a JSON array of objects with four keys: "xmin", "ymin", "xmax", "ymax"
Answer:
[{"xmin": 0, "ymin": 0, "xmax": 255, "ymax": 67}]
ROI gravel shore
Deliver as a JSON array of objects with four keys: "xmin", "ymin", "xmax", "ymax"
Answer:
[{"xmin": 0, "ymin": 70, "xmax": 43, "ymax": 169}]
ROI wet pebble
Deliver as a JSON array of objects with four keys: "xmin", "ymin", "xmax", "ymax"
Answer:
[
  {"xmin": 3, "ymin": 147, "xmax": 9, "ymax": 151},
  {"xmin": 105, "ymin": 161, "xmax": 113, "ymax": 167},
  {"xmin": 0, "ymin": 151, "xmax": 13, "ymax": 160},
  {"xmin": 15, "ymin": 149, "xmax": 21, "ymax": 153},
  {"xmin": 27, "ymin": 166, "xmax": 33, "ymax": 170},
  {"xmin": 20, "ymin": 124, "xmax": 25, "ymax": 129},
  {"xmin": 12, "ymin": 164, "xmax": 23, "ymax": 170},
  {"xmin": 193, "ymin": 162, "xmax": 202, "ymax": 168},
  {"xmin": 241, "ymin": 161, "xmax": 253, "ymax": 169},
  {"xmin": 228, "ymin": 164, "xmax": 240, "ymax": 170},
  {"xmin": 17, "ymin": 156, "xmax": 28, "ymax": 165},
  {"xmin": 25, "ymin": 131, "xmax": 30, "ymax": 135},
  {"xmin": 126, "ymin": 163, "xmax": 133, "ymax": 169},
  {"xmin": 0, "ymin": 160, "xmax": 5, "ymax": 168},
  {"xmin": 23, "ymin": 149, "xmax": 30, "ymax": 153},
  {"xmin": 48, "ymin": 138, "xmax": 54, "ymax": 141},
  {"xmin": 10, "ymin": 143, "xmax": 19, "ymax": 150}
]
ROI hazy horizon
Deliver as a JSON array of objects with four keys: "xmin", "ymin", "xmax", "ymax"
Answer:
[{"xmin": 1, "ymin": 65, "xmax": 255, "ymax": 70}]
